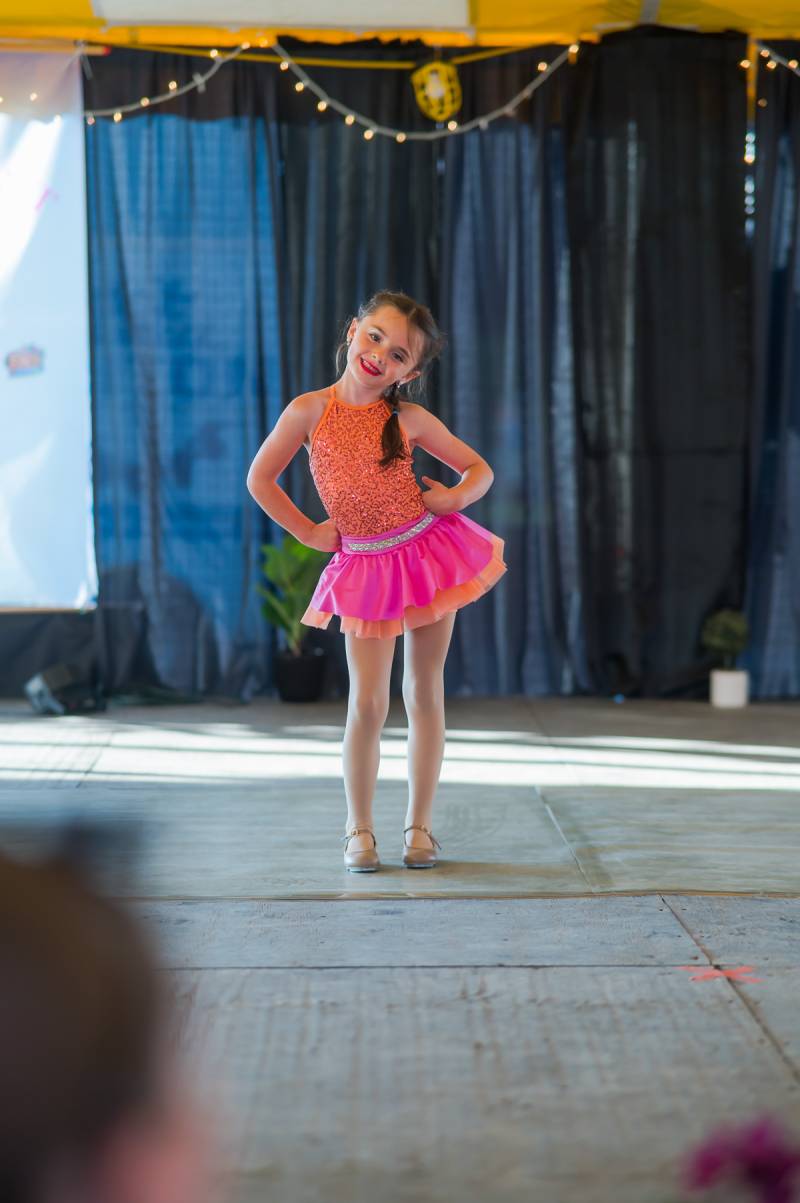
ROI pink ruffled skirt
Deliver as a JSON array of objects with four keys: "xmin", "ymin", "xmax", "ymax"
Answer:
[{"xmin": 301, "ymin": 509, "xmax": 507, "ymax": 639}]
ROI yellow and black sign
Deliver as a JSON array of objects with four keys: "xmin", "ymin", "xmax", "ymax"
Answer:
[{"xmin": 411, "ymin": 60, "xmax": 462, "ymax": 122}]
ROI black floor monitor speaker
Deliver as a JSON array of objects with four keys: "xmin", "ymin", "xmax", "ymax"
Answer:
[{"xmin": 23, "ymin": 663, "xmax": 107, "ymax": 716}]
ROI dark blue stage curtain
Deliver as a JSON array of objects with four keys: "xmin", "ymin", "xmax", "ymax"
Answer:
[
  {"xmin": 564, "ymin": 28, "xmax": 750, "ymax": 698},
  {"xmin": 84, "ymin": 43, "xmax": 583, "ymax": 699},
  {"xmin": 746, "ymin": 43, "xmax": 800, "ymax": 697},
  {"xmin": 439, "ymin": 119, "xmax": 589, "ymax": 695},
  {"xmin": 85, "ymin": 108, "xmax": 287, "ymax": 698}
]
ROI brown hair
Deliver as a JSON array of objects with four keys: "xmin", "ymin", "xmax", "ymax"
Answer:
[
  {"xmin": 0, "ymin": 826, "xmax": 166, "ymax": 1203},
  {"xmin": 334, "ymin": 289, "xmax": 447, "ymax": 467}
]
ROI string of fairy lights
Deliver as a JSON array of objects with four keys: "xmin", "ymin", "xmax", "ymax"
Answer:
[
  {"xmin": 80, "ymin": 35, "xmax": 800, "ymax": 145},
  {"xmin": 737, "ymin": 44, "xmax": 800, "ymax": 220},
  {"xmin": 84, "ymin": 41, "xmax": 248, "ymax": 124},
  {"xmin": 82, "ymin": 37, "xmax": 576, "ymax": 132}
]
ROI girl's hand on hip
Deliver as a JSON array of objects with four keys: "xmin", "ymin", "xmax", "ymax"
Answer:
[
  {"xmin": 305, "ymin": 519, "xmax": 342, "ymax": 552},
  {"xmin": 420, "ymin": 476, "xmax": 457, "ymax": 515}
]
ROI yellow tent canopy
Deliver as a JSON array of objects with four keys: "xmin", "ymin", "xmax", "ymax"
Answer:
[{"xmin": 0, "ymin": 1, "xmax": 798, "ymax": 53}]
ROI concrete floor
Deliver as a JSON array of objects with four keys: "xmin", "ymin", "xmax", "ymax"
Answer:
[{"xmin": 1, "ymin": 695, "xmax": 799, "ymax": 1202}]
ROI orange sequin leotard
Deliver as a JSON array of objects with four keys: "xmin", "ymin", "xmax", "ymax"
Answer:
[{"xmin": 308, "ymin": 385, "xmax": 427, "ymax": 538}]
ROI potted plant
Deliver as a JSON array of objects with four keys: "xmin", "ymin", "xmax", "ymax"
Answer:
[
  {"xmin": 258, "ymin": 533, "xmax": 331, "ymax": 703},
  {"xmin": 700, "ymin": 608, "xmax": 749, "ymax": 708}
]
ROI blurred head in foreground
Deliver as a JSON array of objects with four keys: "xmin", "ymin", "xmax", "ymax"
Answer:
[{"xmin": 0, "ymin": 833, "xmax": 216, "ymax": 1203}]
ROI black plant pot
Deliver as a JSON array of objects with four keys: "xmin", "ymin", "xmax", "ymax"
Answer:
[{"xmin": 274, "ymin": 647, "xmax": 327, "ymax": 703}]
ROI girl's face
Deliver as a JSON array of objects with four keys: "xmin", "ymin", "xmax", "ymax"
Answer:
[{"xmin": 346, "ymin": 306, "xmax": 422, "ymax": 394}]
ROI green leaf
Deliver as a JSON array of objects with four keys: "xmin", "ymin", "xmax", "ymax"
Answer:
[
  {"xmin": 257, "ymin": 531, "xmax": 332, "ymax": 648},
  {"xmin": 700, "ymin": 609, "xmax": 749, "ymax": 666}
]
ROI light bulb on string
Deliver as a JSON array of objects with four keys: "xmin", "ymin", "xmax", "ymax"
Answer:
[
  {"xmin": 790, "ymin": 59, "xmax": 799, "ymax": 69},
  {"xmin": 140, "ymin": 97, "xmax": 150, "ymax": 106},
  {"xmin": 766, "ymin": 60, "xmax": 777, "ymax": 70},
  {"xmin": 86, "ymin": 114, "xmax": 95, "ymax": 125},
  {"xmin": 345, "ymin": 114, "xmax": 355, "ymax": 125},
  {"xmin": 447, "ymin": 120, "xmax": 458, "ymax": 130},
  {"xmin": 294, "ymin": 81, "xmax": 304, "ymax": 91},
  {"xmin": 113, "ymin": 111, "xmax": 122, "ymax": 122},
  {"xmin": 280, "ymin": 61, "xmax": 289, "ymax": 71},
  {"xmin": 760, "ymin": 47, "xmax": 770, "ymax": 57},
  {"xmin": 209, "ymin": 48, "xmax": 219, "ymax": 58},
  {"xmin": 537, "ymin": 61, "xmax": 547, "ymax": 72},
  {"xmin": 740, "ymin": 59, "xmax": 750, "ymax": 69},
  {"xmin": 168, "ymin": 80, "xmax": 178, "ymax": 91},
  {"xmin": 364, "ymin": 128, "xmax": 374, "ymax": 140},
  {"xmin": 317, "ymin": 100, "xmax": 327, "ymax": 111},
  {"xmin": 396, "ymin": 132, "xmax": 406, "ymax": 143}
]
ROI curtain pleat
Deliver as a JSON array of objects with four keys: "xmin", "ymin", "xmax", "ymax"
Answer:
[{"xmin": 745, "ymin": 40, "xmax": 800, "ymax": 696}]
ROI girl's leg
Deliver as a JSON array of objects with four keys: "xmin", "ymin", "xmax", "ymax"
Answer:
[
  {"xmin": 342, "ymin": 630, "xmax": 397, "ymax": 851},
  {"xmin": 402, "ymin": 610, "xmax": 457, "ymax": 847}
]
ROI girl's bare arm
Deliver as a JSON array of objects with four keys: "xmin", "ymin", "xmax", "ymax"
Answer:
[
  {"xmin": 246, "ymin": 397, "xmax": 317, "ymax": 543},
  {"xmin": 408, "ymin": 405, "xmax": 494, "ymax": 509}
]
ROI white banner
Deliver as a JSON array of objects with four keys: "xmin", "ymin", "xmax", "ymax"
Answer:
[
  {"xmin": 92, "ymin": 0, "xmax": 468, "ymax": 26},
  {"xmin": 0, "ymin": 53, "xmax": 97, "ymax": 608}
]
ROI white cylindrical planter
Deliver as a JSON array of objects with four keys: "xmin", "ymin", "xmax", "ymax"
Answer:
[{"xmin": 710, "ymin": 668, "xmax": 749, "ymax": 708}]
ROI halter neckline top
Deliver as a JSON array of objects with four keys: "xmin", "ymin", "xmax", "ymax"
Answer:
[
  {"xmin": 308, "ymin": 386, "xmax": 426, "ymax": 538},
  {"xmin": 329, "ymin": 384, "xmax": 386, "ymax": 409}
]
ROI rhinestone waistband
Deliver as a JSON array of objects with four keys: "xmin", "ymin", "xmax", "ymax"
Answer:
[{"xmin": 340, "ymin": 511, "xmax": 438, "ymax": 554}]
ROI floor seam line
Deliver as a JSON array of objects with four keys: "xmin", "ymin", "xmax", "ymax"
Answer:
[
  {"xmin": 540, "ymin": 794, "xmax": 598, "ymax": 893},
  {"xmin": 157, "ymin": 963, "xmax": 733, "ymax": 972},
  {"xmin": 660, "ymin": 894, "xmax": 800, "ymax": 1086}
]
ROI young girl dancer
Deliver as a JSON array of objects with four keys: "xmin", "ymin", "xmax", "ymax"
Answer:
[{"xmin": 246, "ymin": 290, "xmax": 506, "ymax": 873}]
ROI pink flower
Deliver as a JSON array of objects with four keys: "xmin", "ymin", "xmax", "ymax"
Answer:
[{"xmin": 682, "ymin": 1115, "xmax": 800, "ymax": 1203}]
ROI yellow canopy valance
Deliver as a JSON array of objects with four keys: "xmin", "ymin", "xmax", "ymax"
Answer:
[{"xmin": 0, "ymin": 0, "xmax": 798, "ymax": 52}]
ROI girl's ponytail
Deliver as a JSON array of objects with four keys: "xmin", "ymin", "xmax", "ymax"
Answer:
[
  {"xmin": 378, "ymin": 379, "xmax": 406, "ymax": 466},
  {"xmin": 383, "ymin": 380, "xmax": 401, "ymax": 413}
]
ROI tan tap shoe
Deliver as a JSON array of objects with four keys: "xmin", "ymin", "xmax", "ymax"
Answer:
[
  {"xmin": 342, "ymin": 826, "xmax": 380, "ymax": 872},
  {"xmin": 402, "ymin": 824, "xmax": 442, "ymax": 868}
]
